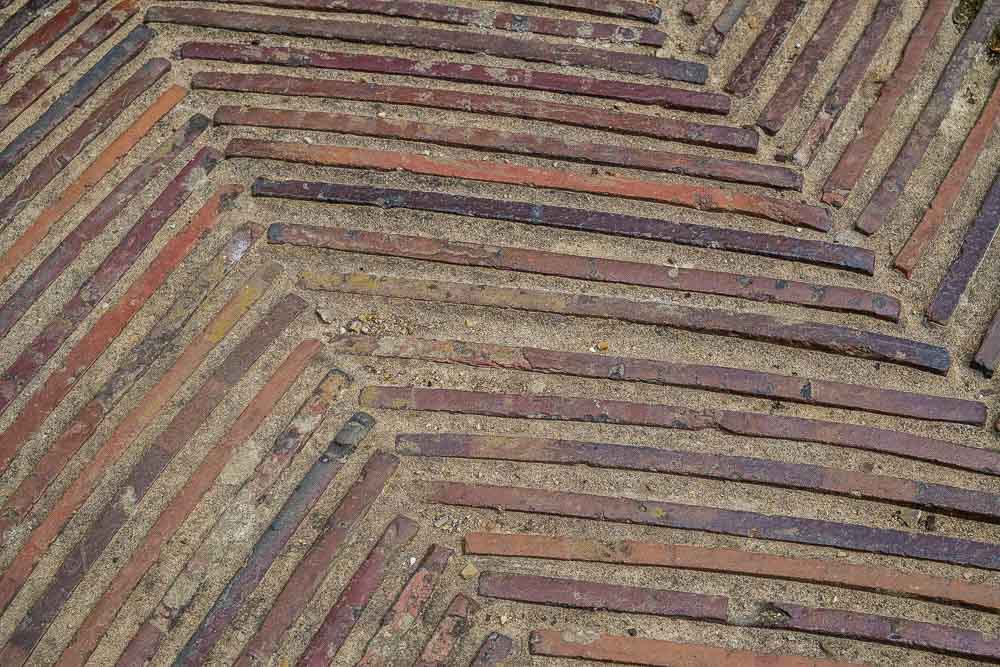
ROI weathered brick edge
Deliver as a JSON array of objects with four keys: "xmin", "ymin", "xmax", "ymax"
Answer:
[
  {"xmin": 414, "ymin": 594, "xmax": 479, "ymax": 667},
  {"xmin": 698, "ymin": 0, "xmax": 750, "ymax": 57},
  {"xmin": 470, "ymin": 632, "xmax": 515, "ymax": 666}
]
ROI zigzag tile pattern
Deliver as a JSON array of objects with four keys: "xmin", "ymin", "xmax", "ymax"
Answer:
[{"xmin": 0, "ymin": 1, "xmax": 996, "ymax": 665}]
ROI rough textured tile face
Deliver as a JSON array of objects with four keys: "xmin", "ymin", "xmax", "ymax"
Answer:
[{"xmin": 3, "ymin": 3, "xmax": 1000, "ymax": 666}]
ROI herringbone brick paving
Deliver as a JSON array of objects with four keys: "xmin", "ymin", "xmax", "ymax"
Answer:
[{"xmin": 0, "ymin": 0, "xmax": 997, "ymax": 664}]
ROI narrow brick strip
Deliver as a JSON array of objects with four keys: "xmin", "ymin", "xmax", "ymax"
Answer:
[
  {"xmin": 0, "ymin": 264, "xmax": 281, "ymax": 616},
  {"xmin": 362, "ymin": 386, "xmax": 999, "ymax": 475},
  {"xmin": 483, "ymin": 0, "xmax": 661, "ymax": 23},
  {"xmin": 0, "ymin": 25, "xmax": 154, "ymax": 179},
  {"xmin": 357, "ymin": 544, "xmax": 455, "ymax": 666},
  {"xmin": 0, "ymin": 146, "xmax": 222, "ymax": 418},
  {"xmin": 974, "ymin": 309, "xmax": 1000, "ymax": 378},
  {"xmin": 54, "ymin": 339, "xmax": 323, "ymax": 667},
  {"xmin": 115, "ymin": 396, "xmax": 366, "ymax": 667},
  {"xmin": 0, "ymin": 295, "xmax": 307, "ymax": 667},
  {"xmin": 434, "ymin": 483, "xmax": 1000, "ymax": 570},
  {"xmin": 482, "ymin": 573, "xmax": 1000, "ymax": 662},
  {"xmin": 181, "ymin": 42, "xmax": 729, "ymax": 113},
  {"xmin": 0, "ymin": 194, "xmax": 246, "ymax": 527},
  {"xmin": 331, "ymin": 336, "xmax": 982, "ymax": 424},
  {"xmin": 470, "ymin": 633, "xmax": 515, "ymax": 666},
  {"xmin": 229, "ymin": 141, "xmax": 835, "ymax": 233},
  {"xmin": 401, "ymin": 433, "xmax": 1000, "ymax": 523},
  {"xmin": 199, "ymin": 0, "xmax": 666, "ymax": 45},
  {"xmin": 195, "ymin": 72, "xmax": 755, "ymax": 153},
  {"xmin": 756, "ymin": 0, "xmax": 860, "ymax": 135},
  {"xmin": 0, "ymin": 1, "xmax": 139, "ymax": 133},
  {"xmin": 466, "ymin": 532, "xmax": 1000, "ymax": 613},
  {"xmin": 268, "ymin": 219, "xmax": 891, "ymax": 318},
  {"xmin": 854, "ymin": 4, "xmax": 1000, "ymax": 235},
  {"xmin": 228, "ymin": 452, "xmax": 401, "ymax": 667},
  {"xmin": 895, "ymin": 81, "xmax": 1000, "ymax": 277},
  {"xmin": 0, "ymin": 85, "xmax": 187, "ymax": 285},
  {"xmin": 0, "ymin": 0, "xmax": 103, "ymax": 88},
  {"xmin": 784, "ymin": 0, "xmax": 901, "ymax": 167},
  {"xmin": 530, "ymin": 629, "xmax": 855, "ymax": 666},
  {"xmin": 925, "ymin": 171, "xmax": 1000, "ymax": 324},
  {"xmin": 218, "ymin": 107, "xmax": 796, "ymax": 190},
  {"xmin": 144, "ymin": 6, "xmax": 704, "ymax": 82},
  {"xmin": 307, "ymin": 273, "xmax": 949, "ymax": 374},
  {"xmin": 415, "ymin": 594, "xmax": 479, "ymax": 667},
  {"xmin": 725, "ymin": 0, "xmax": 803, "ymax": 96},
  {"xmin": 0, "ymin": 58, "xmax": 170, "ymax": 229},
  {"xmin": 698, "ymin": 0, "xmax": 750, "ymax": 56},
  {"xmin": 0, "ymin": 114, "xmax": 208, "ymax": 344},
  {"xmin": 296, "ymin": 516, "xmax": 422, "ymax": 667},
  {"xmin": 822, "ymin": 0, "xmax": 950, "ymax": 207},
  {"xmin": 0, "ymin": 0, "xmax": 59, "ymax": 52}
]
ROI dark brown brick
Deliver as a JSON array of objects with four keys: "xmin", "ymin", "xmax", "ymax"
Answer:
[
  {"xmin": 305, "ymin": 273, "xmax": 948, "ymax": 373},
  {"xmin": 466, "ymin": 532, "xmax": 1000, "ymax": 612},
  {"xmin": 329, "ymin": 335, "xmax": 983, "ymax": 424},
  {"xmin": 974, "ymin": 308, "xmax": 1000, "ymax": 378},
  {"xmin": 230, "ymin": 142, "xmax": 836, "ymax": 233},
  {"xmin": 756, "ymin": 0, "xmax": 861, "ymax": 135},
  {"xmin": 362, "ymin": 386, "xmax": 999, "ymax": 476},
  {"xmin": 470, "ymin": 633, "xmax": 515, "ymax": 666},
  {"xmin": 195, "ymin": 72, "xmax": 755, "ymax": 153},
  {"xmin": 725, "ymin": 0, "xmax": 804, "ymax": 96},
  {"xmin": 698, "ymin": 0, "xmax": 750, "ymax": 56},
  {"xmin": 487, "ymin": 0, "xmax": 662, "ymax": 23},
  {"xmin": 218, "ymin": 106, "xmax": 797, "ymax": 189},
  {"xmin": 145, "ymin": 6, "xmax": 703, "ymax": 82},
  {"xmin": 822, "ymin": 0, "xmax": 950, "ymax": 207},
  {"xmin": 0, "ymin": 0, "xmax": 104, "ymax": 88},
  {"xmin": 196, "ymin": 0, "xmax": 667, "ymax": 45},
  {"xmin": 0, "ymin": 0, "xmax": 59, "ymax": 51},
  {"xmin": 926, "ymin": 171, "xmax": 1000, "ymax": 324},
  {"xmin": 181, "ymin": 42, "xmax": 730, "ymax": 113}
]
